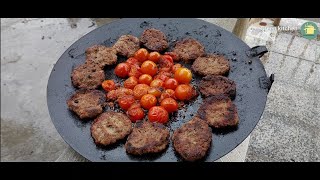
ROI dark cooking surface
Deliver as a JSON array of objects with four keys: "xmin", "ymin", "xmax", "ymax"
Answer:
[{"xmin": 47, "ymin": 18, "xmax": 269, "ymax": 162}]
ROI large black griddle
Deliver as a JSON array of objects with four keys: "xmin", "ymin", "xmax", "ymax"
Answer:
[{"xmin": 47, "ymin": 18, "xmax": 273, "ymax": 162}]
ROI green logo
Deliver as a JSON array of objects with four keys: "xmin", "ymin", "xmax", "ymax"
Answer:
[{"xmin": 300, "ymin": 22, "xmax": 319, "ymax": 39}]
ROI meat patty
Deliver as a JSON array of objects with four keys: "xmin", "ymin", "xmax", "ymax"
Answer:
[
  {"xmin": 173, "ymin": 38, "xmax": 205, "ymax": 62},
  {"xmin": 91, "ymin": 111, "xmax": 132, "ymax": 146},
  {"xmin": 192, "ymin": 54, "xmax": 230, "ymax": 76},
  {"xmin": 172, "ymin": 117, "xmax": 212, "ymax": 161},
  {"xmin": 67, "ymin": 89, "xmax": 106, "ymax": 119},
  {"xmin": 197, "ymin": 95, "xmax": 239, "ymax": 128},
  {"xmin": 140, "ymin": 28, "xmax": 169, "ymax": 52},
  {"xmin": 113, "ymin": 35, "xmax": 140, "ymax": 57},
  {"xmin": 199, "ymin": 75, "xmax": 236, "ymax": 99},
  {"xmin": 85, "ymin": 45, "xmax": 117, "ymax": 68},
  {"xmin": 125, "ymin": 121, "xmax": 170, "ymax": 155},
  {"xmin": 71, "ymin": 62, "xmax": 105, "ymax": 90}
]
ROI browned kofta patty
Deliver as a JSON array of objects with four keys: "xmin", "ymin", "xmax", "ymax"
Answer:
[
  {"xmin": 67, "ymin": 89, "xmax": 106, "ymax": 119},
  {"xmin": 173, "ymin": 38, "xmax": 205, "ymax": 62},
  {"xmin": 71, "ymin": 62, "xmax": 105, "ymax": 90},
  {"xmin": 85, "ymin": 45, "xmax": 117, "ymax": 68},
  {"xmin": 91, "ymin": 111, "xmax": 132, "ymax": 146},
  {"xmin": 199, "ymin": 75, "xmax": 236, "ymax": 99},
  {"xmin": 113, "ymin": 35, "xmax": 140, "ymax": 57},
  {"xmin": 192, "ymin": 54, "xmax": 230, "ymax": 76},
  {"xmin": 197, "ymin": 95, "xmax": 239, "ymax": 128},
  {"xmin": 140, "ymin": 28, "xmax": 169, "ymax": 52},
  {"xmin": 125, "ymin": 121, "xmax": 170, "ymax": 155},
  {"xmin": 172, "ymin": 117, "xmax": 212, "ymax": 162}
]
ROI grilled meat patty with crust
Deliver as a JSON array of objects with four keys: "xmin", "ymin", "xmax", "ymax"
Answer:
[
  {"xmin": 71, "ymin": 62, "xmax": 105, "ymax": 90},
  {"xmin": 192, "ymin": 54, "xmax": 230, "ymax": 76},
  {"xmin": 173, "ymin": 38, "xmax": 205, "ymax": 62},
  {"xmin": 91, "ymin": 112, "xmax": 132, "ymax": 146},
  {"xmin": 199, "ymin": 75, "xmax": 236, "ymax": 99},
  {"xmin": 197, "ymin": 95, "xmax": 239, "ymax": 128},
  {"xmin": 67, "ymin": 89, "xmax": 106, "ymax": 119},
  {"xmin": 125, "ymin": 121, "xmax": 170, "ymax": 155},
  {"xmin": 172, "ymin": 117, "xmax": 212, "ymax": 161},
  {"xmin": 113, "ymin": 35, "xmax": 140, "ymax": 57},
  {"xmin": 140, "ymin": 28, "xmax": 169, "ymax": 52},
  {"xmin": 85, "ymin": 45, "xmax": 117, "ymax": 68}
]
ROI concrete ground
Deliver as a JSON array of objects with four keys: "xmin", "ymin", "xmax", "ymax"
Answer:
[
  {"xmin": 1, "ymin": 18, "xmax": 319, "ymax": 162},
  {"xmin": 244, "ymin": 18, "xmax": 320, "ymax": 161}
]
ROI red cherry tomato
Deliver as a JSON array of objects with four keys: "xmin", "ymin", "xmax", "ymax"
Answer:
[
  {"xmin": 116, "ymin": 87, "xmax": 134, "ymax": 99},
  {"xmin": 159, "ymin": 89, "xmax": 176, "ymax": 102},
  {"xmin": 133, "ymin": 84, "xmax": 150, "ymax": 100},
  {"xmin": 150, "ymin": 79, "xmax": 164, "ymax": 88},
  {"xmin": 102, "ymin": 80, "xmax": 116, "ymax": 92},
  {"xmin": 134, "ymin": 48, "xmax": 149, "ymax": 62},
  {"xmin": 158, "ymin": 55, "xmax": 174, "ymax": 69},
  {"xmin": 124, "ymin": 76, "xmax": 139, "ymax": 89},
  {"xmin": 148, "ymin": 106, "xmax": 169, "ymax": 124},
  {"xmin": 126, "ymin": 57, "xmax": 140, "ymax": 66},
  {"xmin": 175, "ymin": 84, "xmax": 193, "ymax": 101},
  {"xmin": 118, "ymin": 95, "xmax": 135, "ymax": 110},
  {"xmin": 148, "ymin": 87, "xmax": 162, "ymax": 98},
  {"xmin": 164, "ymin": 52, "xmax": 179, "ymax": 61},
  {"xmin": 154, "ymin": 71, "xmax": 171, "ymax": 82},
  {"xmin": 160, "ymin": 98, "xmax": 178, "ymax": 113},
  {"xmin": 164, "ymin": 78, "xmax": 179, "ymax": 90},
  {"xmin": 140, "ymin": 60, "xmax": 158, "ymax": 76},
  {"xmin": 115, "ymin": 63, "xmax": 130, "ymax": 78},
  {"xmin": 127, "ymin": 107, "xmax": 145, "ymax": 122},
  {"xmin": 106, "ymin": 90, "xmax": 117, "ymax": 101},
  {"xmin": 128, "ymin": 65, "xmax": 142, "ymax": 79},
  {"xmin": 172, "ymin": 64, "xmax": 182, "ymax": 73},
  {"xmin": 138, "ymin": 74, "xmax": 153, "ymax": 85},
  {"xmin": 174, "ymin": 67, "xmax": 192, "ymax": 84},
  {"xmin": 148, "ymin": 52, "xmax": 161, "ymax": 63},
  {"xmin": 140, "ymin": 94, "xmax": 157, "ymax": 110}
]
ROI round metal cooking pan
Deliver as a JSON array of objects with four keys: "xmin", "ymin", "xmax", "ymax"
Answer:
[{"xmin": 47, "ymin": 18, "xmax": 272, "ymax": 162}]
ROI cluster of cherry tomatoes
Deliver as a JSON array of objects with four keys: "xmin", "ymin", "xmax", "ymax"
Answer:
[{"xmin": 102, "ymin": 48, "xmax": 196, "ymax": 124}]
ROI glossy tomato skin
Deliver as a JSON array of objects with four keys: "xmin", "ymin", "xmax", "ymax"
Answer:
[
  {"xmin": 140, "ymin": 94, "xmax": 157, "ymax": 110},
  {"xmin": 175, "ymin": 84, "xmax": 193, "ymax": 101},
  {"xmin": 118, "ymin": 95, "xmax": 135, "ymax": 110},
  {"xmin": 150, "ymin": 79, "xmax": 164, "ymax": 88},
  {"xmin": 102, "ymin": 80, "xmax": 116, "ymax": 92},
  {"xmin": 159, "ymin": 89, "xmax": 176, "ymax": 102},
  {"xmin": 160, "ymin": 98, "xmax": 178, "ymax": 113},
  {"xmin": 115, "ymin": 63, "xmax": 130, "ymax": 78},
  {"xmin": 164, "ymin": 78, "xmax": 179, "ymax": 90},
  {"xmin": 140, "ymin": 60, "xmax": 158, "ymax": 76},
  {"xmin": 124, "ymin": 76, "xmax": 138, "ymax": 89},
  {"xmin": 133, "ymin": 84, "xmax": 150, "ymax": 100},
  {"xmin": 148, "ymin": 52, "xmax": 161, "ymax": 63},
  {"xmin": 134, "ymin": 48, "xmax": 149, "ymax": 62},
  {"xmin": 174, "ymin": 67, "xmax": 192, "ymax": 84},
  {"xmin": 148, "ymin": 87, "xmax": 162, "ymax": 98},
  {"xmin": 138, "ymin": 74, "xmax": 153, "ymax": 85},
  {"xmin": 127, "ymin": 107, "xmax": 145, "ymax": 122},
  {"xmin": 148, "ymin": 106, "xmax": 169, "ymax": 124}
]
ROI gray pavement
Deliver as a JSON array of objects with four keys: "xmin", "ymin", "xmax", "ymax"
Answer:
[{"xmin": 245, "ymin": 18, "xmax": 320, "ymax": 162}]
